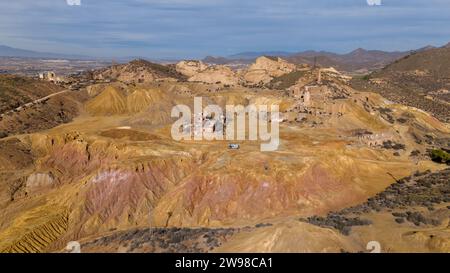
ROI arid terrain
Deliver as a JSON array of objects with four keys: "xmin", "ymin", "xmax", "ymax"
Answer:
[{"xmin": 0, "ymin": 53, "xmax": 449, "ymax": 253}]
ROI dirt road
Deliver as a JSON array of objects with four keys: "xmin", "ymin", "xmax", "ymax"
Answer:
[{"xmin": 0, "ymin": 90, "xmax": 70, "ymax": 117}]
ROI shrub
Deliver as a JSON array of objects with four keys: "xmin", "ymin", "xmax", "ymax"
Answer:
[{"xmin": 430, "ymin": 149, "xmax": 450, "ymax": 164}]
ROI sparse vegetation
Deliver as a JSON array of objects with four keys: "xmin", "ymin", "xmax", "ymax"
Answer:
[
  {"xmin": 82, "ymin": 227, "xmax": 237, "ymax": 253},
  {"xmin": 301, "ymin": 214, "xmax": 371, "ymax": 236},
  {"xmin": 303, "ymin": 169, "xmax": 450, "ymax": 233},
  {"xmin": 268, "ymin": 70, "xmax": 307, "ymax": 89},
  {"xmin": 382, "ymin": 140, "xmax": 406, "ymax": 150}
]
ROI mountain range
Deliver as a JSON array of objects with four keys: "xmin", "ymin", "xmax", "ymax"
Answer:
[
  {"xmin": 204, "ymin": 45, "xmax": 446, "ymax": 73},
  {"xmin": 1, "ymin": 43, "xmax": 448, "ymax": 73},
  {"xmin": 0, "ymin": 45, "xmax": 90, "ymax": 60}
]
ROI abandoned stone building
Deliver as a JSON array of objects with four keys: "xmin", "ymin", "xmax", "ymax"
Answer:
[
  {"xmin": 357, "ymin": 132, "xmax": 393, "ymax": 147},
  {"xmin": 289, "ymin": 84, "xmax": 330, "ymax": 106},
  {"xmin": 39, "ymin": 71, "xmax": 58, "ymax": 82},
  {"xmin": 189, "ymin": 112, "xmax": 226, "ymax": 137},
  {"xmin": 290, "ymin": 85, "xmax": 310, "ymax": 105},
  {"xmin": 174, "ymin": 86, "xmax": 193, "ymax": 96}
]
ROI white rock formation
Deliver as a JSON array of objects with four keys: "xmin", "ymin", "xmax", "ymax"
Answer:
[
  {"xmin": 244, "ymin": 56, "xmax": 297, "ymax": 84},
  {"xmin": 188, "ymin": 65, "xmax": 239, "ymax": 86},
  {"xmin": 176, "ymin": 60, "xmax": 208, "ymax": 77}
]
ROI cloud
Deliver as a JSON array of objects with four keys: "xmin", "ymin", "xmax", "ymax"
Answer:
[{"xmin": 0, "ymin": 0, "xmax": 449, "ymax": 58}]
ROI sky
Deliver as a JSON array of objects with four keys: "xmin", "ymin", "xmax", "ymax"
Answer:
[{"xmin": 0, "ymin": 0, "xmax": 449, "ymax": 59}]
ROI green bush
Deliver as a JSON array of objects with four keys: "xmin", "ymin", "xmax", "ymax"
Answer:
[{"xmin": 430, "ymin": 149, "xmax": 450, "ymax": 164}]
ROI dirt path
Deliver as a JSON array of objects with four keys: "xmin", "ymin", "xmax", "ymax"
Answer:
[{"xmin": 0, "ymin": 90, "xmax": 70, "ymax": 117}]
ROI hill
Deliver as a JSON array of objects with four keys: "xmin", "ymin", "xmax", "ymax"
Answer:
[
  {"xmin": 0, "ymin": 75, "xmax": 87, "ymax": 138},
  {"xmin": 93, "ymin": 59, "xmax": 187, "ymax": 84},
  {"xmin": 351, "ymin": 45, "xmax": 450, "ymax": 122},
  {"xmin": 0, "ymin": 75, "xmax": 63, "ymax": 113}
]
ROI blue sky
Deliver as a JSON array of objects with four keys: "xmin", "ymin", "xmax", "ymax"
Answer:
[{"xmin": 0, "ymin": 0, "xmax": 449, "ymax": 59}]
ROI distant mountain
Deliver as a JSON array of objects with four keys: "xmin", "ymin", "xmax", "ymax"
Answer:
[
  {"xmin": 0, "ymin": 45, "xmax": 90, "ymax": 60},
  {"xmin": 203, "ymin": 56, "xmax": 234, "ymax": 65},
  {"xmin": 205, "ymin": 46, "xmax": 442, "ymax": 73},
  {"xmin": 203, "ymin": 56, "xmax": 254, "ymax": 67},
  {"xmin": 227, "ymin": 51, "xmax": 293, "ymax": 60},
  {"xmin": 204, "ymin": 48, "xmax": 413, "ymax": 73},
  {"xmin": 285, "ymin": 48, "xmax": 412, "ymax": 73}
]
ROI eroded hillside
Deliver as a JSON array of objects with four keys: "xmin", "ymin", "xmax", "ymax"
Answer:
[{"xmin": 0, "ymin": 58, "xmax": 449, "ymax": 253}]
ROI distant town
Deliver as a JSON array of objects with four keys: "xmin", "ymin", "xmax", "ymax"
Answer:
[{"xmin": 0, "ymin": 57, "xmax": 111, "ymax": 78}]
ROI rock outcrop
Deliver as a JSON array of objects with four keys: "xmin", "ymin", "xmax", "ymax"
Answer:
[
  {"xmin": 243, "ymin": 56, "xmax": 297, "ymax": 84},
  {"xmin": 176, "ymin": 60, "xmax": 208, "ymax": 77},
  {"xmin": 188, "ymin": 65, "xmax": 239, "ymax": 86}
]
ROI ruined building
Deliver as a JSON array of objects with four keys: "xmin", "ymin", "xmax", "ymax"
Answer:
[
  {"xmin": 39, "ymin": 71, "xmax": 64, "ymax": 83},
  {"xmin": 357, "ymin": 132, "xmax": 394, "ymax": 147}
]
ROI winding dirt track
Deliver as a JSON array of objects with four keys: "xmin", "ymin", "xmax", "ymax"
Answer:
[{"xmin": 0, "ymin": 89, "xmax": 70, "ymax": 117}]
